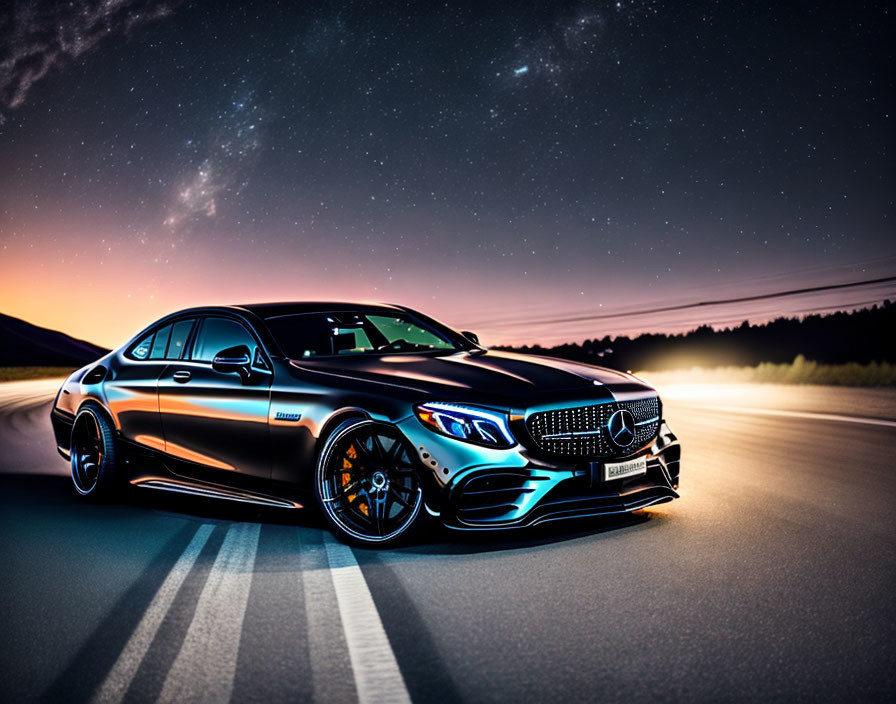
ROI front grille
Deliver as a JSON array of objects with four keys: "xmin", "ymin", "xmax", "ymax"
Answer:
[{"xmin": 525, "ymin": 397, "xmax": 660, "ymax": 458}]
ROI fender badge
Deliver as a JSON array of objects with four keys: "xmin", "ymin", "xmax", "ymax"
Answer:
[{"xmin": 275, "ymin": 411, "xmax": 302, "ymax": 422}]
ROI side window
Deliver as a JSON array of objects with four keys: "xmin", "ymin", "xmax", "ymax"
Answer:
[
  {"xmin": 191, "ymin": 318, "xmax": 257, "ymax": 362},
  {"xmin": 149, "ymin": 325, "xmax": 172, "ymax": 359},
  {"xmin": 130, "ymin": 332, "xmax": 153, "ymax": 360},
  {"xmin": 167, "ymin": 319, "xmax": 195, "ymax": 360}
]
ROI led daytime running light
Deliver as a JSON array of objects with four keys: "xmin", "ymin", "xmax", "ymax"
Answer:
[{"xmin": 414, "ymin": 402, "xmax": 515, "ymax": 447}]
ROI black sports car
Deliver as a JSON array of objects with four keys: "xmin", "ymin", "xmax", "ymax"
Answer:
[{"xmin": 51, "ymin": 302, "xmax": 680, "ymax": 546}]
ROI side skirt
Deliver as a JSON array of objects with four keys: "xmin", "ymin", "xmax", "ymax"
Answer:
[{"xmin": 131, "ymin": 477, "xmax": 302, "ymax": 509}]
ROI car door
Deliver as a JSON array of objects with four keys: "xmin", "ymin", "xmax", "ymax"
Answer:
[{"xmin": 157, "ymin": 315, "xmax": 272, "ymax": 484}]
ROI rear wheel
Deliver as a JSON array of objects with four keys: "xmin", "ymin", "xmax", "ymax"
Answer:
[
  {"xmin": 71, "ymin": 406, "xmax": 119, "ymax": 499},
  {"xmin": 316, "ymin": 419, "xmax": 426, "ymax": 547}
]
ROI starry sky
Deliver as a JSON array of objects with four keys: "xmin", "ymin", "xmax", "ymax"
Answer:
[{"xmin": 0, "ymin": 0, "xmax": 893, "ymax": 348}]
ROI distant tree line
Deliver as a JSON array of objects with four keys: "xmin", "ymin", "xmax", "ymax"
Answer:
[{"xmin": 496, "ymin": 301, "xmax": 895, "ymax": 371}]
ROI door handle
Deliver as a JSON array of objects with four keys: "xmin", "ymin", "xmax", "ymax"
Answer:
[{"xmin": 173, "ymin": 370, "xmax": 192, "ymax": 383}]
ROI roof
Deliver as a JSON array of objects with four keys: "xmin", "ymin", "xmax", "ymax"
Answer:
[
  {"xmin": 235, "ymin": 301, "xmax": 405, "ymax": 319},
  {"xmin": 121, "ymin": 301, "xmax": 412, "ymax": 354}
]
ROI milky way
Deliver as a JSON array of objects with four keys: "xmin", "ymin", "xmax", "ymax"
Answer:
[
  {"xmin": 164, "ymin": 85, "xmax": 266, "ymax": 233},
  {"xmin": 0, "ymin": 0, "xmax": 183, "ymax": 124}
]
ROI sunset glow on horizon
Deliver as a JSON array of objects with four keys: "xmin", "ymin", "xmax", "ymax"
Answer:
[{"xmin": 4, "ymin": 217, "xmax": 894, "ymax": 351}]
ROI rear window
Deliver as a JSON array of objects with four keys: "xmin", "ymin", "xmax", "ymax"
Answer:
[
  {"xmin": 130, "ymin": 333, "xmax": 153, "ymax": 360},
  {"xmin": 149, "ymin": 325, "xmax": 171, "ymax": 359},
  {"xmin": 127, "ymin": 318, "xmax": 196, "ymax": 360},
  {"xmin": 167, "ymin": 320, "xmax": 194, "ymax": 360}
]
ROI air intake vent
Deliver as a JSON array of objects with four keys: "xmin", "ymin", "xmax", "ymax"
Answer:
[{"xmin": 454, "ymin": 472, "xmax": 533, "ymax": 523}]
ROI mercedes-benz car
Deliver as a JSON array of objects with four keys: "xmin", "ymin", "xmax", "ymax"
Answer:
[{"xmin": 51, "ymin": 302, "xmax": 680, "ymax": 546}]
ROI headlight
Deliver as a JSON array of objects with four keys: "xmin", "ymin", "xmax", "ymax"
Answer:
[{"xmin": 414, "ymin": 402, "xmax": 516, "ymax": 448}]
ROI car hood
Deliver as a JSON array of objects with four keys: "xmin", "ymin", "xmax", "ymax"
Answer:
[{"xmin": 290, "ymin": 349, "xmax": 656, "ymax": 405}]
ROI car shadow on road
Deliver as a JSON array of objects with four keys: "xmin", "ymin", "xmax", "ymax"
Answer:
[
  {"xmin": 1, "ymin": 473, "xmax": 662, "ymax": 555},
  {"xmin": 0, "ymin": 472, "xmax": 326, "ymax": 528}
]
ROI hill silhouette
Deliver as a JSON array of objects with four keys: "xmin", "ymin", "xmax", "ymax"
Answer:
[
  {"xmin": 497, "ymin": 301, "xmax": 895, "ymax": 372},
  {"xmin": 0, "ymin": 313, "xmax": 109, "ymax": 367}
]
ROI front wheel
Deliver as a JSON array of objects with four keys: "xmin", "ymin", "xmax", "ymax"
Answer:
[
  {"xmin": 70, "ymin": 405, "xmax": 120, "ymax": 499},
  {"xmin": 315, "ymin": 419, "xmax": 427, "ymax": 547}
]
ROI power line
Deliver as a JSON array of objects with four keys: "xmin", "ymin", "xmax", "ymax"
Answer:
[{"xmin": 488, "ymin": 275, "xmax": 896, "ymax": 329}]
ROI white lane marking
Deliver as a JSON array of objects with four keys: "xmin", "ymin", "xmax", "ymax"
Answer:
[
  {"xmin": 301, "ymin": 534, "xmax": 359, "ymax": 704},
  {"xmin": 674, "ymin": 404, "xmax": 896, "ymax": 428},
  {"xmin": 157, "ymin": 523, "xmax": 260, "ymax": 704},
  {"xmin": 324, "ymin": 534, "xmax": 411, "ymax": 704},
  {"xmin": 90, "ymin": 525, "xmax": 214, "ymax": 704}
]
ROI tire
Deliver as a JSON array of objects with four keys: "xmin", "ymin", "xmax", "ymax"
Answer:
[
  {"xmin": 70, "ymin": 405, "xmax": 120, "ymax": 500},
  {"xmin": 315, "ymin": 418, "xmax": 429, "ymax": 547}
]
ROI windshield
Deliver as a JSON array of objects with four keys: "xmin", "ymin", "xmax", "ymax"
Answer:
[{"xmin": 264, "ymin": 311, "xmax": 463, "ymax": 358}]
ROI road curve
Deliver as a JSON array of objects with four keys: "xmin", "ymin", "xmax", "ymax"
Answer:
[{"xmin": 1, "ymin": 381, "xmax": 894, "ymax": 703}]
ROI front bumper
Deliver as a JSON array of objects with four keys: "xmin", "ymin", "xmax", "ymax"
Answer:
[{"xmin": 397, "ymin": 415, "xmax": 680, "ymax": 529}]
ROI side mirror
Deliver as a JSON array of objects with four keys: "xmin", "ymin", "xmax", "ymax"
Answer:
[
  {"xmin": 461, "ymin": 330, "xmax": 480, "ymax": 345},
  {"xmin": 212, "ymin": 344, "xmax": 252, "ymax": 382}
]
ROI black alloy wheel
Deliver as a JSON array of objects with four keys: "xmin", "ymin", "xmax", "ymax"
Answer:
[
  {"xmin": 71, "ymin": 406, "xmax": 118, "ymax": 498},
  {"xmin": 316, "ymin": 419, "xmax": 425, "ymax": 546}
]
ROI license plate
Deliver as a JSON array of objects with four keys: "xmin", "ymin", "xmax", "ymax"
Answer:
[{"xmin": 601, "ymin": 455, "xmax": 648, "ymax": 482}]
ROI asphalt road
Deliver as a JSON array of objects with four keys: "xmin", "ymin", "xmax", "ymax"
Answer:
[{"xmin": 1, "ymin": 380, "xmax": 895, "ymax": 703}]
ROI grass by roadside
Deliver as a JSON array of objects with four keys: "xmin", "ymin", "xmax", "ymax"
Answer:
[
  {"xmin": 0, "ymin": 367, "xmax": 75, "ymax": 382},
  {"xmin": 638, "ymin": 355, "xmax": 896, "ymax": 387}
]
